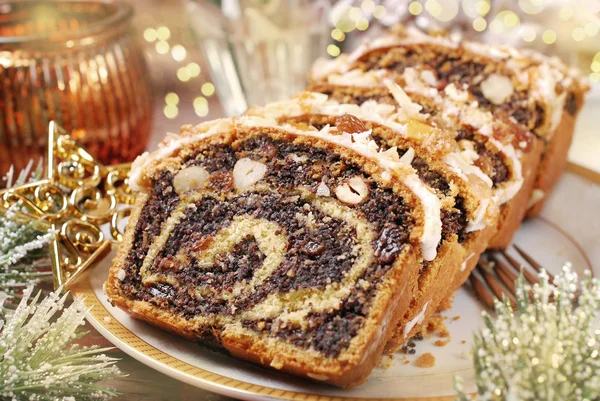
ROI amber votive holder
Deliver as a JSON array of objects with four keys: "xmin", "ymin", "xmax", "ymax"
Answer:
[{"xmin": 0, "ymin": 0, "xmax": 153, "ymax": 177}]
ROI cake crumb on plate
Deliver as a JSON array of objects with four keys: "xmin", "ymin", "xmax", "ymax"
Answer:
[{"xmin": 415, "ymin": 352, "xmax": 436, "ymax": 368}]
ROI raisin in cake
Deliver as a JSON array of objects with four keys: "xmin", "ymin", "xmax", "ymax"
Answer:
[
  {"xmin": 308, "ymin": 25, "xmax": 588, "ymax": 246},
  {"xmin": 106, "ymin": 115, "xmax": 450, "ymax": 387}
]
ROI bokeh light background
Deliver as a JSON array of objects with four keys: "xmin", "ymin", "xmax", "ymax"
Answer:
[{"xmin": 125, "ymin": 0, "xmax": 599, "ymax": 149}]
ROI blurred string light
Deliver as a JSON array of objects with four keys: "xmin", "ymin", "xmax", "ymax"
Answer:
[
  {"xmin": 187, "ymin": 62, "xmax": 201, "ymax": 77},
  {"xmin": 143, "ymin": 28, "xmax": 157, "ymax": 42},
  {"xmin": 327, "ymin": 44, "xmax": 341, "ymax": 57},
  {"xmin": 408, "ymin": 2, "xmax": 423, "ymax": 16},
  {"xmin": 177, "ymin": 66, "xmax": 190, "ymax": 82},
  {"xmin": 171, "ymin": 45, "xmax": 187, "ymax": 61},
  {"xmin": 542, "ymin": 29, "xmax": 557, "ymax": 44},
  {"xmin": 348, "ymin": 7, "xmax": 362, "ymax": 21},
  {"xmin": 194, "ymin": 96, "xmax": 209, "ymax": 117},
  {"xmin": 593, "ymin": 53, "xmax": 600, "ymax": 68},
  {"xmin": 520, "ymin": 25, "xmax": 537, "ymax": 42},
  {"xmin": 489, "ymin": 19, "xmax": 504, "ymax": 34},
  {"xmin": 559, "ymin": 6, "xmax": 573, "ymax": 21},
  {"xmin": 585, "ymin": 22, "xmax": 599, "ymax": 37},
  {"xmin": 475, "ymin": 0, "xmax": 491, "ymax": 16},
  {"xmin": 155, "ymin": 40, "xmax": 169, "ymax": 54},
  {"xmin": 165, "ymin": 92, "xmax": 179, "ymax": 105},
  {"xmin": 592, "ymin": 53, "xmax": 600, "ymax": 82},
  {"xmin": 425, "ymin": 0, "xmax": 459, "ymax": 22},
  {"xmin": 164, "ymin": 103, "xmax": 178, "ymax": 119},
  {"xmin": 463, "ymin": 0, "xmax": 491, "ymax": 19},
  {"xmin": 201, "ymin": 82, "xmax": 215, "ymax": 96},
  {"xmin": 156, "ymin": 26, "xmax": 170, "ymax": 41},
  {"xmin": 473, "ymin": 17, "xmax": 487, "ymax": 32},
  {"xmin": 331, "ymin": 28, "xmax": 345, "ymax": 41},
  {"xmin": 361, "ymin": 0, "xmax": 375, "ymax": 13},
  {"xmin": 518, "ymin": 0, "xmax": 545, "ymax": 15},
  {"xmin": 373, "ymin": 5, "xmax": 386, "ymax": 19},
  {"xmin": 501, "ymin": 10, "xmax": 520, "ymax": 27},
  {"xmin": 356, "ymin": 18, "xmax": 369, "ymax": 31},
  {"xmin": 572, "ymin": 27, "xmax": 586, "ymax": 41}
]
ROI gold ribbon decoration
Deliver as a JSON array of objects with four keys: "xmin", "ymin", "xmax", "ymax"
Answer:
[{"xmin": 0, "ymin": 122, "xmax": 136, "ymax": 290}]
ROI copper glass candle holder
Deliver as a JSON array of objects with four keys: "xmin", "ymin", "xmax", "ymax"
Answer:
[{"xmin": 0, "ymin": 0, "xmax": 153, "ymax": 177}]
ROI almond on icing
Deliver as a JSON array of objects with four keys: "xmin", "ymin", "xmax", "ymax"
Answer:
[{"xmin": 480, "ymin": 74, "xmax": 514, "ymax": 105}]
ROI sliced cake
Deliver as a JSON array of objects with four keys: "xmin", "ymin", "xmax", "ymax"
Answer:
[
  {"xmin": 309, "ymin": 25, "xmax": 587, "ymax": 245},
  {"xmin": 106, "ymin": 115, "xmax": 448, "ymax": 387},
  {"xmin": 246, "ymin": 90, "xmax": 511, "ymax": 350}
]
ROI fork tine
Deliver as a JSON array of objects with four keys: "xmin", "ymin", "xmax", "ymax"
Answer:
[
  {"xmin": 489, "ymin": 254, "xmax": 519, "ymax": 283},
  {"xmin": 478, "ymin": 264, "xmax": 505, "ymax": 300},
  {"xmin": 500, "ymin": 250, "xmax": 539, "ymax": 285},
  {"xmin": 493, "ymin": 259, "xmax": 536, "ymax": 303},
  {"xmin": 478, "ymin": 264, "xmax": 517, "ymax": 309},
  {"xmin": 494, "ymin": 262, "xmax": 517, "ymax": 295},
  {"xmin": 469, "ymin": 272, "xmax": 495, "ymax": 310},
  {"xmin": 513, "ymin": 245, "xmax": 556, "ymax": 283}
]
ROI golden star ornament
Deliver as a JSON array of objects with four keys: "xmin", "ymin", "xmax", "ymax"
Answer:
[{"xmin": 0, "ymin": 122, "xmax": 136, "ymax": 290}]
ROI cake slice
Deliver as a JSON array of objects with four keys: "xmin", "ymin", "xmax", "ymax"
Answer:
[
  {"xmin": 246, "ymin": 91, "xmax": 507, "ymax": 350},
  {"xmin": 106, "ymin": 115, "xmax": 448, "ymax": 387},
  {"xmin": 308, "ymin": 25, "xmax": 587, "ymax": 246}
]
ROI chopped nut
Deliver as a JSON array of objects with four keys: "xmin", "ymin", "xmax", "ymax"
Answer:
[
  {"xmin": 173, "ymin": 166, "xmax": 209, "ymax": 194},
  {"xmin": 270, "ymin": 356, "xmax": 284, "ymax": 370},
  {"xmin": 379, "ymin": 147, "xmax": 401, "ymax": 163},
  {"xmin": 306, "ymin": 373, "xmax": 329, "ymax": 381},
  {"xmin": 316, "ymin": 181, "xmax": 331, "ymax": 197},
  {"xmin": 233, "ymin": 158, "xmax": 267, "ymax": 191},
  {"xmin": 289, "ymin": 153, "xmax": 308, "ymax": 163},
  {"xmin": 386, "ymin": 81, "xmax": 426, "ymax": 121},
  {"xmin": 335, "ymin": 176, "xmax": 369, "ymax": 205},
  {"xmin": 399, "ymin": 148, "xmax": 415, "ymax": 165},
  {"xmin": 405, "ymin": 120, "xmax": 438, "ymax": 143},
  {"xmin": 480, "ymin": 74, "xmax": 514, "ymax": 105},
  {"xmin": 420, "ymin": 69, "xmax": 438, "ymax": 86},
  {"xmin": 444, "ymin": 83, "xmax": 469, "ymax": 103}
]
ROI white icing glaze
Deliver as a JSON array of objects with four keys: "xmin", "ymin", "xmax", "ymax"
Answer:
[
  {"xmin": 310, "ymin": 26, "xmax": 584, "ymax": 141},
  {"xmin": 129, "ymin": 119, "xmax": 234, "ymax": 191},
  {"xmin": 403, "ymin": 301, "xmax": 429, "ymax": 337},
  {"xmin": 131, "ymin": 113, "xmax": 443, "ymax": 261},
  {"xmin": 466, "ymin": 196, "xmax": 493, "ymax": 233},
  {"xmin": 528, "ymin": 188, "xmax": 546, "ymax": 209},
  {"xmin": 443, "ymin": 152, "xmax": 493, "ymax": 189},
  {"xmin": 460, "ymin": 252, "xmax": 476, "ymax": 272},
  {"xmin": 252, "ymin": 91, "xmax": 501, "ymax": 234}
]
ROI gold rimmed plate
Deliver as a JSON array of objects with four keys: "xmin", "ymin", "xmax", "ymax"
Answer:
[{"xmin": 71, "ymin": 165, "xmax": 600, "ymax": 401}]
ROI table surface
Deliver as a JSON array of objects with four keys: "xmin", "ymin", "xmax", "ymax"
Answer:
[{"xmin": 87, "ymin": 82, "xmax": 600, "ymax": 401}]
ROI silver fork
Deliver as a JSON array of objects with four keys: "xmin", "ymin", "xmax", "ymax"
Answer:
[{"xmin": 467, "ymin": 245, "xmax": 557, "ymax": 311}]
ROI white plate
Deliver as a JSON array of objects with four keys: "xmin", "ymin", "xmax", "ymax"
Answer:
[{"xmin": 72, "ymin": 165, "xmax": 600, "ymax": 401}]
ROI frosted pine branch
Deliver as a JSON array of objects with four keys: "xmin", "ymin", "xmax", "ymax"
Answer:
[
  {"xmin": 456, "ymin": 264, "xmax": 600, "ymax": 401},
  {"xmin": 0, "ymin": 287, "xmax": 122, "ymax": 400},
  {"xmin": 1, "ymin": 161, "xmax": 54, "ymax": 298}
]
